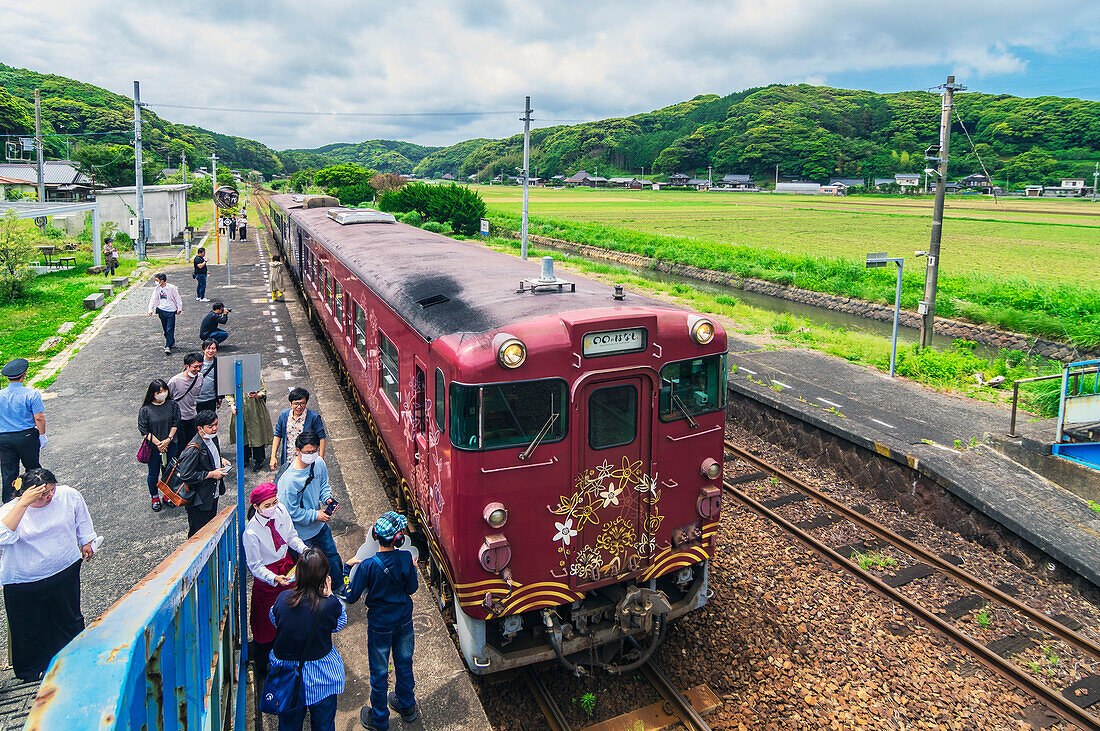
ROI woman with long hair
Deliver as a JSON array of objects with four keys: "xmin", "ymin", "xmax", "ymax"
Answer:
[
  {"xmin": 243, "ymin": 482, "xmax": 305, "ymax": 677},
  {"xmin": 267, "ymin": 547, "xmax": 345, "ymax": 730},
  {"xmin": 138, "ymin": 379, "xmax": 179, "ymax": 512}
]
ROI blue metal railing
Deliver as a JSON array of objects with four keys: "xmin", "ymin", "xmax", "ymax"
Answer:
[
  {"xmin": 24, "ymin": 505, "xmax": 247, "ymax": 730},
  {"xmin": 1052, "ymin": 358, "xmax": 1100, "ymax": 471}
]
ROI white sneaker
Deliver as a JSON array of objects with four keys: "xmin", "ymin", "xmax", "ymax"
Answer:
[
  {"xmin": 196, "ymin": 297, "xmax": 202, "ymax": 301},
  {"xmin": 200, "ymin": 298, "xmax": 210, "ymax": 302},
  {"xmin": 164, "ymin": 346, "xmax": 171, "ymax": 354}
]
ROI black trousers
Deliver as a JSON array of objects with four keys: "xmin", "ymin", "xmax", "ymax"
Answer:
[
  {"xmin": 3, "ymin": 560, "xmax": 84, "ymax": 681},
  {"xmin": 186, "ymin": 500, "xmax": 219, "ymax": 537},
  {"xmin": 248, "ymin": 445, "xmax": 266, "ymax": 466},
  {"xmin": 176, "ymin": 419, "xmax": 197, "ymax": 453},
  {"xmin": 0, "ymin": 428, "xmax": 40, "ymax": 504}
]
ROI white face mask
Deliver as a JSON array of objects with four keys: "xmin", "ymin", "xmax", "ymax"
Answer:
[
  {"xmin": 154, "ymin": 392, "xmax": 168, "ymax": 403},
  {"xmin": 259, "ymin": 506, "xmax": 277, "ymax": 519},
  {"xmin": 298, "ymin": 452, "xmax": 318, "ymax": 465}
]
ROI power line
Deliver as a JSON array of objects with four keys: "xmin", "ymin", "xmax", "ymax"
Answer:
[{"xmin": 144, "ymin": 102, "xmax": 520, "ymax": 118}]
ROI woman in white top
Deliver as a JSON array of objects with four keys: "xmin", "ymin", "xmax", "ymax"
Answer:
[
  {"xmin": 242, "ymin": 481, "xmax": 306, "ymax": 676},
  {"xmin": 0, "ymin": 468, "xmax": 97, "ymax": 681}
]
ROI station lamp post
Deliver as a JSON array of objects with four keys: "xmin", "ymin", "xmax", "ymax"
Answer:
[{"xmin": 866, "ymin": 252, "xmax": 905, "ymax": 378}]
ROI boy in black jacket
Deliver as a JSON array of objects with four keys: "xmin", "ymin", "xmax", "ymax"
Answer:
[{"xmin": 346, "ymin": 511, "xmax": 419, "ymax": 730}]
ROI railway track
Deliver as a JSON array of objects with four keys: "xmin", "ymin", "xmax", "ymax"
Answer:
[
  {"xmin": 524, "ymin": 661, "xmax": 714, "ymax": 731},
  {"xmin": 723, "ymin": 438, "xmax": 1100, "ymax": 731}
]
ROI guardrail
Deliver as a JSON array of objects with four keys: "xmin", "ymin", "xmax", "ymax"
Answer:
[
  {"xmin": 1008, "ymin": 366, "xmax": 1095, "ymax": 438},
  {"xmin": 24, "ymin": 505, "xmax": 247, "ymax": 730}
]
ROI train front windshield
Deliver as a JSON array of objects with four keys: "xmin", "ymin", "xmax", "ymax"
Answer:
[
  {"xmin": 451, "ymin": 379, "xmax": 568, "ymax": 450},
  {"xmin": 659, "ymin": 354, "xmax": 726, "ymax": 421}
]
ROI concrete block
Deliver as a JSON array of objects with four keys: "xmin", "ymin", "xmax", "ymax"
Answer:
[
  {"xmin": 37, "ymin": 336, "xmax": 62, "ymax": 352},
  {"xmin": 99, "ymin": 285, "xmax": 114, "ymax": 298},
  {"xmin": 83, "ymin": 292, "xmax": 104, "ymax": 310},
  {"xmin": 57, "ymin": 321, "xmax": 77, "ymax": 334},
  {"xmin": 111, "ymin": 277, "xmax": 129, "ymax": 288}
]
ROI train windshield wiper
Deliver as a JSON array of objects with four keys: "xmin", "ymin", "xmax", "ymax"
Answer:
[
  {"xmin": 519, "ymin": 412, "xmax": 559, "ymax": 461},
  {"xmin": 664, "ymin": 377, "xmax": 699, "ymax": 429}
]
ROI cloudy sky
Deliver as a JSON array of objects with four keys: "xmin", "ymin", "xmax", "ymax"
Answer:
[{"xmin": 2, "ymin": 1, "xmax": 1098, "ymax": 151}]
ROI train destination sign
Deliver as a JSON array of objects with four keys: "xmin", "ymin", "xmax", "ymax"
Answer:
[{"xmin": 582, "ymin": 327, "xmax": 647, "ymax": 357}]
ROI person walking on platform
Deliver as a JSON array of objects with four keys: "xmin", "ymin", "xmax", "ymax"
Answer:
[
  {"xmin": 270, "ymin": 388, "xmax": 326, "ymax": 472},
  {"xmin": 200, "ymin": 302, "xmax": 230, "ymax": 345},
  {"xmin": 193, "ymin": 246, "xmax": 209, "ymax": 302},
  {"xmin": 270, "ymin": 254, "xmax": 287, "ymax": 302},
  {"xmin": 276, "ymin": 432, "xmax": 343, "ymax": 595},
  {"xmin": 243, "ymin": 482, "xmax": 306, "ymax": 678},
  {"xmin": 138, "ymin": 379, "xmax": 179, "ymax": 513},
  {"xmin": 0, "ymin": 359, "xmax": 46, "ymax": 504},
  {"xmin": 267, "ymin": 547, "xmax": 345, "ymax": 731},
  {"xmin": 168, "ymin": 353, "xmax": 204, "ymax": 451},
  {"xmin": 148, "ymin": 273, "xmax": 183, "ymax": 355},
  {"xmin": 0, "ymin": 468, "xmax": 97, "ymax": 682},
  {"xmin": 228, "ymin": 215, "xmax": 238, "ymax": 242},
  {"xmin": 103, "ymin": 239, "xmax": 118, "ymax": 278},
  {"xmin": 195, "ymin": 339, "xmax": 221, "ymax": 415},
  {"xmin": 177, "ymin": 410, "xmax": 230, "ymax": 537},
  {"xmin": 228, "ymin": 376, "xmax": 274, "ymax": 471},
  {"xmin": 346, "ymin": 511, "xmax": 420, "ymax": 730},
  {"xmin": 237, "ymin": 213, "xmax": 247, "ymax": 241}
]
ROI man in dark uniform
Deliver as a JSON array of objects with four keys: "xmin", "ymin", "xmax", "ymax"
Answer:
[
  {"xmin": 177, "ymin": 410, "xmax": 231, "ymax": 536},
  {"xmin": 0, "ymin": 359, "xmax": 46, "ymax": 503}
]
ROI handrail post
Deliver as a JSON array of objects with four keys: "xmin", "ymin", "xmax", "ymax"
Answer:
[
  {"xmin": 234, "ymin": 358, "xmax": 249, "ymax": 730},
  {"xmin": 1055, "ymin": 365, "xmax": 1070, "ymax": 444},
  {"xmin": 1009, "ymin": 382, "xmax": 1020, "ymax": 437}
]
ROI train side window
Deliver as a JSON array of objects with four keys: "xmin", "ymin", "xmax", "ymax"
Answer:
[
  {"xmin": 333, "ymin": 280, "xmax": 344, "ymax": 326},
  {"xmin": 324, "ymin": 270, "xmax": 333, "ymax": 311},
  {"xmin": 353, "ymin": 303, "xmax": 366, "ymax": 359},
  {"xmin": 658, "ymin": 354, "xmax": 725, "ymax": 422},
  {"xmin": 415, "ymin": 367, "xmax": 426, "ymax": 434},
  {"xmin": 588, "ymin": 384, "xmax": 637, "ymax": 450},
  {"xmin": 379, "ymin": 331, "xmax": 400, "ymax": 409},
  {"xmin": 434, "ymin": 369, "xmax": 446, "ymax": 431}
]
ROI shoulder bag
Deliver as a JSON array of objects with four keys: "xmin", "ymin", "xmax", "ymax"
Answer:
[
  {"xmin": 136, "ymin": 435, "xmax": 153, "ymax": 464},
  {"xmin": 260, "ymin": 602, "xmax": 324, "ymax": 715},
  {"xmin": 158, "ymin": 443, "xmax": 198, "ymax": 506}
]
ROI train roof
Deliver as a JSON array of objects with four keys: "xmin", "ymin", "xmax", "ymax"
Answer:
[{"xmin": 273, "ymin": 194, "xmax": 672, "ymax": 341}]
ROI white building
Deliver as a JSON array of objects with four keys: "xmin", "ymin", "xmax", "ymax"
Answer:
[
  {"xmin": 775, "ymin": 182, "xmax": 822, "ymax": 195},
  {"xmin": 95, "ymin": 184, "xmax": 191, "ymax": 244}
]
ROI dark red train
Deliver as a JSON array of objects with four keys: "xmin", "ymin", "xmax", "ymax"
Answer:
[{"xmin": 266, "ymin": 193, "xmax": 726, "ymax": 674}]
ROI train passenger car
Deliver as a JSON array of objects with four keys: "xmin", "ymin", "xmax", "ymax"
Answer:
[{"xmin": 266, "ymin": 193, "xmax": 727, "ymax": 674}]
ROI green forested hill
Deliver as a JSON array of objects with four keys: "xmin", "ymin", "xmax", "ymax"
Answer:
[
  {"xmin": 0, "ymin": 63, "xmax": 283, "ymax": 183},
  {"xmin": 279, "ymin": 139, "xmax": 439, "ymax": 174},
  {"xmin": 384, "ymin": 84, "xmax": 1100, "ymax": 185}
]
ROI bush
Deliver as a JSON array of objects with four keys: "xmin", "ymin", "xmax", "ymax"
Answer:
[
  {"xmin": 771, "ymin": 314, "xmax": 796, "ymax": 334},
  {"xmin": 421, "ymin": 221, "xmax": 447, "ymax": 234},
  {"xmin": 113, "ymin": 232, "xmax": 134, "ymax": 251},
  {"xmin": 379, "ymin": 183, "xmax": 486, "ymax": 236},
  {"xmin": 399, "ymin": 211, "xmax": 422, "ymax": 226},
  {"xmin": 0, "ymin": 269, "xmax": 34, "ymax": 301}
]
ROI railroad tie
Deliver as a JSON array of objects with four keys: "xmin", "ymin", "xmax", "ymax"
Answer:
[
  {"xmin": 938, "ymin": 594, "xmax": 985, "ymax": 620},
  {"xmin": 794, "ymin": 513, "xmax": 842, "ymax": 531},
  {"xmin": 985, "ymin": 634, "xmax": 1038, "ymax": 658},
  {"xmin": 760, "ymin": 493, "xmax": 808, "ymax": 509},
  {"xmin": 883, "ymin": 562, "xmax": 935, "ymax": 587},
  {"xmin": 1061, "ymin": 675, "xmax": 1100, "ymax": 709},
  {"xmin": 726, "ymin": 470, "xmax": 769, "ymax": 485}
]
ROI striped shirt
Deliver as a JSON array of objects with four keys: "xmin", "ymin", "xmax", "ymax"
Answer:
[{"xmin": 268, "ymin": 601, "xmax": 347, "ymax": 706}]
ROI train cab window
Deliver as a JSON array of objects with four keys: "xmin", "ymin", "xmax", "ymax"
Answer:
[
  {"xmin": 333, "ymin": 280, "xmax": 344, "ymax": 325},
  {"xmin": 434, "ymin": 369, "xmax": 446, "ymax": 431},
  {"xmin": 324, "ymin": 270, "xmax": 333, "ymax": 310},
  {"xmin": 658, "ymin": 354, "xmax": 726, "ymax": 422},
  {"xmin": 588, "ymin": 384, "xmax": 637, "ymax": 450},
  {"xmin": 379, "ymin": 331, "xmax": 400, "ymax": 409},
  {"xmin": 353, "ymin": 303, "xmax": 367, "ymax": 359},
  {"xmin": 450, "ymin": 379, "xmax": 567, "ymax": 451}
]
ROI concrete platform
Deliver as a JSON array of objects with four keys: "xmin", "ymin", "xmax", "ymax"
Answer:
[
  {"xmin": 0, "ymin": 210, "xmax": 490, "ymax": 729},
  {"xmin": 727, "ymin": 346, "xmax": 1100, "ymax": 589}
]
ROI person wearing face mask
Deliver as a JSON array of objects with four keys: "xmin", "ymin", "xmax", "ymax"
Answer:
[
  {"xmin": 0, "ymin": 468, "xmax": 97, "ymax": 682},
  {"xmin": 148, "ymin": 273, "xmax": 183, "ymax": 355},
  {"xmin": 276, "ymin": 431, "xmax": 343, "ymax": 594},
  {"xmin": 177, "ymin": 410, "xmax": 231, "ymax": 537},
  {"xmin": 168, "ymin": 353, "xmax": 205, "ymax": 452},
  {"xmin": 242, "ymin": 482, "xmax": 306, "ymax": 677},
  {"xmin": 195, "ymin": 339, "xmax": 222, "ymax": 416},
  {"xmin": 270, "ymin": 388, "xmax": 326, "ymax": 472},
  {"xmin": 138, "ymin": 379, "xmax": 180, "ymax": 512}
]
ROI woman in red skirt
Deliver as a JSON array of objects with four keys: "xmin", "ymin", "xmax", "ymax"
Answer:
[{"xmin": 242, "ymin": 482, "xmax": 306, "ymax": 676}]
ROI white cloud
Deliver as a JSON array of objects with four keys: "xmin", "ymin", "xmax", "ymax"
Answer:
[{"xmin": 0, "ymin": 0, "xmax": 1095, "ymax": 150}]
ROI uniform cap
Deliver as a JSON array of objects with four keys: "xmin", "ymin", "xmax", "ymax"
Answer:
[
  {"xmin": 1, "ymin": 359, "xmax": 29, "ymax": 378},
  {"xmin": 374, "ymin": 511, "xmax": 407, "ymax": 541}
]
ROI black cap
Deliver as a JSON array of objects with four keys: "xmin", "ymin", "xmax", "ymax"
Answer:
[{"xmin": 1, "ymin": 358, "xmax": 29, "ymax": 378}]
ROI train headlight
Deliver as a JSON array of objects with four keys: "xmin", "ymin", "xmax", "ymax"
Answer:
[
  {"xmin": 493, "ymin": 333, "xmax": 527, "ymax": 369},
  {"xmin": 483, "ymin": 502, "xmax": 508, "ymax": 528},
  {"xmin": 700, "ymin": 458, "xmax": 721, "ymax": 480},
  {"xmin": 689, "ymin": 317, "xmax": 715, "ymax": 345}
]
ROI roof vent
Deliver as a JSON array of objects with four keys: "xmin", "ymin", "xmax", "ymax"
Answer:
[
  {"xmin": 517, "ymin": 256, "xmax": 575, "ymax": 294},
  {"xmin": 327, "ymin": 208, "xmax": 397, "ymax": 225},
  {"xmin": 416, "ymin": 294, "xmax": 450, "ymax": 308}
]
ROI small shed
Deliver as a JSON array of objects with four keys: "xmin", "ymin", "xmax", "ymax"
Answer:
[
  {"xmin": 775, "ymin": 182, "xmax": 822, "ymax": 195},
  {"xmin": 95, "ymin": 184, "xmax": 191, "ymax": 245}
]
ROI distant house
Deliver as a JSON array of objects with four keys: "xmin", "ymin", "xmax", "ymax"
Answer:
[
  {"xmin": 607, "ymin": 177, "xmax": 638, "ymax": 188},
  {"xmin": 829, "ymin": 177, "xmax": 864, "ymax": 188},
  {"xmin": 775, "ymin": 182, "xmax": 822, "ymax": 195},
  {"xmin": 1024, "ymin": 185, "xmax": 1045, "ymax": 197},
  {"xmin": 565, "ymin": 170, "xmax": 606, "ymax": 187},
  {"xmin": 0, "ymin": 160, "xmax": 94, "ymax": 201},
  {"xmin": 718, "ymin": 173, "xmax": 755, "ymax": 190},
  {"xmin": 686, "ymin": 178, "xmax": 711, "ymax": 190},
  {"xmin": 929, "ymin": 180, "xmax": 960, "ymax": 194},
  {"xmin": 895, "ymin": 173, "xmax": 920, "ymax": 190},
  {"xmin": 873, "ymin": 178, "xmax": 896, "ymax": 190},
  {"xmin": 441, "ymin": 173, "xmax": 455, "ymax": 181},
  {"xmin": 820, "ymin": 183, "xmax": 848, "ymax": 196},
  {"xmin": 669, "ymin": 173, "xmax": 690, "ymax": 186},
  {"xmin": 1041, "ymin": 179, "xmax": 1095, "ymax": 197},
  {"xmin": 957, "ymin": 173, "xmax": 992, "ymax": 192}
]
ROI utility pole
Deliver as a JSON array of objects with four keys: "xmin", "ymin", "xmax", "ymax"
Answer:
[
  {"xmin": 520, "ymin": 95, "xmax": 532, "ymax": 261},
  {"xmin": 133, "ymin": 81, "xmax": 147, "ymax": 261},
  {"xmin": 1093, "ymin": 162, "xmax": 1098, "ymax": 202},
  {"xmin": 211, "ymin": 152, "xmax": 220, "ymax": 265},
  {"xmin": 182, "ymin": 151, "xmax": 189, "ymax": 236},
  {"xmin": 34, "ymin": 89, "xmax": 45, "ymax": 231},
  {"xmin": 919, "ymin": 75, "xmax": 965, "ymax": 348},
  {"xmin": 775, "ymin": 164, "xmax": 779, "ymax": 189},
  {"xmin": 708, "ymin": 165, "xmax": 713, "ymax": 186}
]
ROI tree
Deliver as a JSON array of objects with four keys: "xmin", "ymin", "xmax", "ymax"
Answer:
[
  {"xmin": 0, "ymin": 87, "xmax": 34, "ymax": 137},
  {"xmin": 216, "ymin": 167, "xmax": 237, "ymax": 188},
  {"xmin": 0, "ymin": 210, "xmax": 37, "ymax": 301},
  {"xmin": 369, "ymin": 172, "xmax": 406, "ymax": 195},
  {"xmin": 1001, "ymin": 149, "xmax": 1060, "ymax": 185},
  {"xmin": 314, "ymin": 164, "xmax": 377, "ymax": 205}
]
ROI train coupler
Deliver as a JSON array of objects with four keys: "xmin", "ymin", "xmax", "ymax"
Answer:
[{"xmin": 614, "ymin": 586, "xmax": 672, "ymax": 633}]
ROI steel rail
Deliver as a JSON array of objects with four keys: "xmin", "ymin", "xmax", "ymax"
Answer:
[
  {"xmin": 724, "ymin": 439, "xmax": 1100, "ymax": 662},
  {"xmin": 722, "ymin": 478, "xmax": 1100, "ymax": 730},
  {"xmin": 641, "ymin": 660, "xmax": 713, "ymax": 731},
  {"xmin": 524, "ymin": 667, "xmax": 572, "ymax": 731}
]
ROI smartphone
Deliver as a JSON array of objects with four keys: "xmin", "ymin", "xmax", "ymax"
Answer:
[
  {"xmin": 222, "ymin": 464, "xmax": 234, "ymax": 474},
  {"xmin": 324, "ymin": 499, "xmax": 339, "ymax": 515}
]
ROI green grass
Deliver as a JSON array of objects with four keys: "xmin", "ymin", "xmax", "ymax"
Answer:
[
  {"xmin": 478, "ymin": 187, "xmax": 1100, "ymax": 348},
  {"xmin": 0, "ymin": 252, "xmax": 140, "ymax": 380},
  {"xmin": 188, "ymin": 197, "xmax": 216, "ymax": 231}
]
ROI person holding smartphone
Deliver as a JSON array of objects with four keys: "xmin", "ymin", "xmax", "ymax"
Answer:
[
  {"xmin": 177, "ymin": 410, "xmax": 231, "ymax": 537},
  {"xmin": 276, "ymin": 431, "xmax": 343, "ymax": 595}
]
